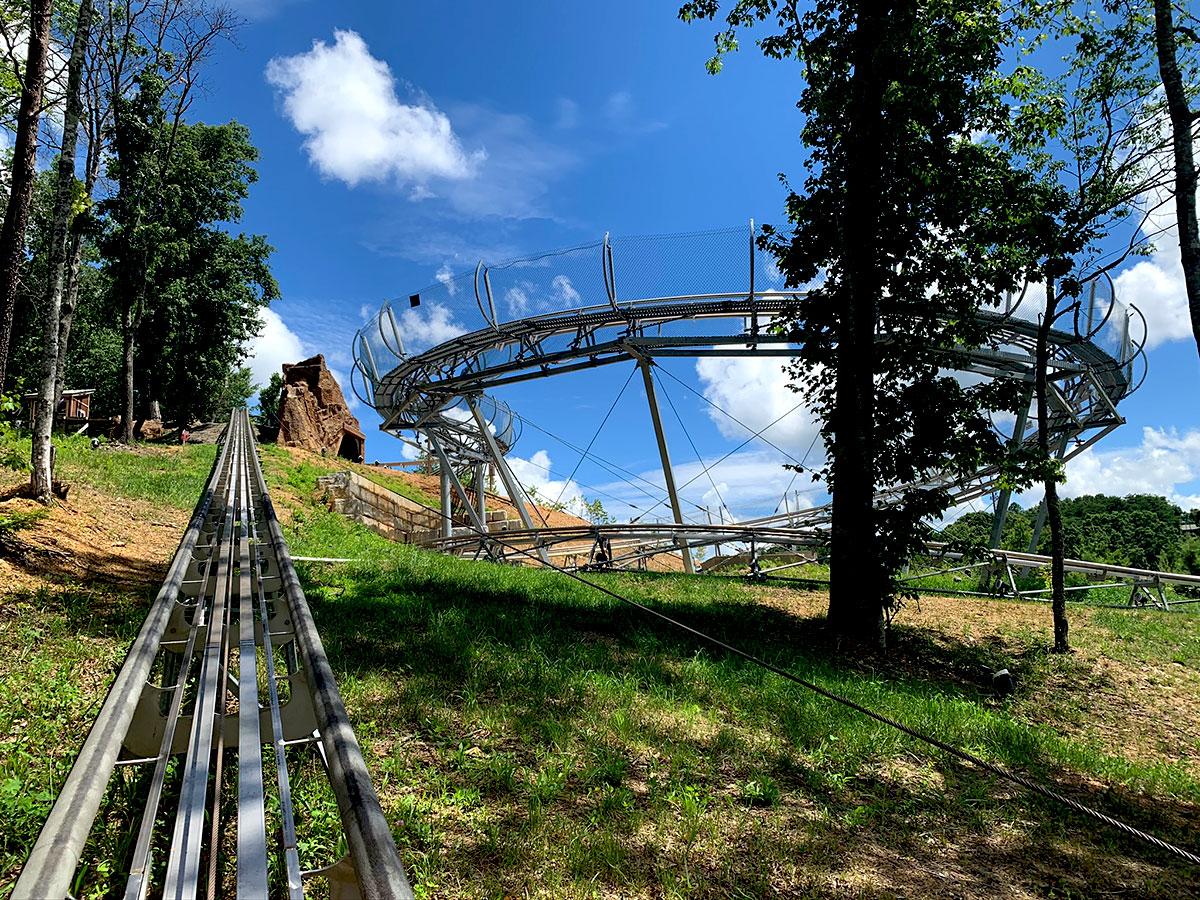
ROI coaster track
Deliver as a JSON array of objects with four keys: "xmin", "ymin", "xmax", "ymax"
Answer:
[
  {"xmin": 15, "ymin": 410, "xmax": 412, "ymax": 900},
  {"xmin": 352, "ymin": 225, "xmax": 1147, "ymax": 571}
]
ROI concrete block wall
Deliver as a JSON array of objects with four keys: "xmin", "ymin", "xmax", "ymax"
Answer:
[{"xmin": 317, "ymin": 471, "xmax": 442, "ymax": 542}]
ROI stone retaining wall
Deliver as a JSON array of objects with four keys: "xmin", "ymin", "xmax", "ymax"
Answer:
[{"xmin": 317, "ymin": 471, "xmax": 442, "ymax": 542}]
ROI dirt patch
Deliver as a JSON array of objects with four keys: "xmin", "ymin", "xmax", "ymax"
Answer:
[
  {"xmin": 754, "ymin": 585, "xmax": 1200, "ymax": 779},
  {"xmin": 0, "ymin": 470, "xmax": 183, "ymax": 594}
]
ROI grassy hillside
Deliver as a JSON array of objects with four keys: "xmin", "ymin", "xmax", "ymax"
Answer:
[{"xmin": 1, "ymin": 433, "xmax": 1198, "ymax": 897}]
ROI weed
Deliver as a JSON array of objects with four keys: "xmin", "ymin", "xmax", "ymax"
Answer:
[{"xmin": 739, "ymin": 773, "xmax": 782, "ymax": 807}]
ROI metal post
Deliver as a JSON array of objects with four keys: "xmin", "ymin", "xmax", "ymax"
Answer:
[
  {"xmin": 748, "ymin": 218, "xmax": 757, "ymax": 343},
  {"xmin": 466, "ymin": 396, "xmax": 548, "ymax": 563},
  {"xmin": 990, "ymin": 387, "xmax": 1033, "ymax": 549},
  {"xmin": 638, "ymin": 357, "xmax": 694, "ymax": 574},
  {"xmin": 429, "ymin": 434, "xmax": 488, "ymax": 535},
  {"xmin": 439, "ymin": 460, "xmax": 452, "ymax": 539},
  {"xmin": 474, "ymin": 462, "xmax": 488, "ymax": 531}
]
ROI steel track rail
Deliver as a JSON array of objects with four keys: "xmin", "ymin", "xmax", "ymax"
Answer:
[
  {"xmin": 15, "ymin": 410, "xmax": 412, "ymax": 900},
  {"xmin": 355, "ymin": 228, "xmax": 1145, "ymax": 555},
  {"xmin": 422, "ymin": 520, "xmax": 1200, "ymax": 605}
]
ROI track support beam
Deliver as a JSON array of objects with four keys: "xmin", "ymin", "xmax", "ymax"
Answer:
[{"xmin": 638, "ymin": 356, "xmax": 694, "ymax": 574}]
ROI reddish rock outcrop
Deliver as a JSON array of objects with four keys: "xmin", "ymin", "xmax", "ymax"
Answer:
[{"xmin": 276, "ymin": 354, "xmax": 366, "ymax": 460}]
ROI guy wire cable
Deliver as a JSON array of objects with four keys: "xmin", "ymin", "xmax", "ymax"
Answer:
[{"xmin": 339, "ymin": 488, "xmax": 1200, "ymax": 868}]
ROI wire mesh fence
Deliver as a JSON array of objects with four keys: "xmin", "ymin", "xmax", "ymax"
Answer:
[{"xmin": 352, "ymin": 224, "xmax": 1147, "ymax": 407}]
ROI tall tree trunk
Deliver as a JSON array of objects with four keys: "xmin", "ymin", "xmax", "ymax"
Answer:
[
  {"xmin": 827, "ymin": 2, "xmax": 889, "ymax": 646},
  {"xmin": 0, "ymin": 0, "xmax": 54, "ymax": 391},
  {"xmin": 1035, "ymin": 280, "xmax": 1068, "ymax": 653},
  {"xmin": 55, "ymin": 134, "xmax": 103, "ymax": 407},
  {"xmin": 54, "ymin": 232, "xmax": 84, "ymax": 405},
  {"xmin": 31, "ymin": 0, "xmax": 93, "ymax": 502},
  {"xmin": 1153, "ymin": 0, "xmax": 1200, "ymax": 364},
  {"xmin": 121, "ymin": 300, "xmax": 136, "ymax": 442}
]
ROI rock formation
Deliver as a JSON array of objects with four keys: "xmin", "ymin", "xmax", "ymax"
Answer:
[{"xmin": 276, "ymin": 354, "xmax": 366, "ymax": 460}]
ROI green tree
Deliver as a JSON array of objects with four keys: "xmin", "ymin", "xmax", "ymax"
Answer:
[
  {"xmin": 999, "ymin": 0, "xmax": 1178, "ymax": 651},
  {"xmin": 31, "ymin": 0, "xmax": 93, "ymax": 501},
  {"xmin": 681, "ymin": 0, "xmax": 1037, "ymax": 645},
  {"xmin": 256, "ymin": 371, "xmax": 285, "ymax": 431},
  {"xmin": 207, "ymin": 365, "xmax": 255, "ymax": 418},
  {"xmin": 582, "ymin": 497, "xmax": 613, "ymax": 525},
  {"xmin": 0, "ymin": 0, "xmax": 53, "ymax": 391},
  {"xmin": 101, "ymin": 96, "xmax": 275, "ymax": 432},
  {"xmin": 1152, "ymin": 0, "xmax": 1200, "ymax": 362}
]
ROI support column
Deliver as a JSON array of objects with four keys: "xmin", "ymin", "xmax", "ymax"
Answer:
[
  {"xmin": 990, "ymin": 387, "xmax": 1034, "ymax": 549},
  {"xmin": 429, "ymin": 434, "xmax": 488, "ymax": 535},
  {"xmin": 638, "ymin": 357, "xmax": 694, "ymax": 574},
  {"xmin": 467, "ymin": 396, "xmax": 549, "ymax": 564},
  {"xmin": 439, "ymin": 460, "xmax": 452, "ymax": 539},
  {"xmin": 474, "ymin": 462, "xmax": 488, "ymax": 532}
]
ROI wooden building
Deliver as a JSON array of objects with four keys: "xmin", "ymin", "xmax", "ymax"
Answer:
[{"xmin": 21, "ymin": 388, "xmax": 95, "ymax": 432}]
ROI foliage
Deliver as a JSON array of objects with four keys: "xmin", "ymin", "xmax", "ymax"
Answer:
[
  {"xmin": 207, "ymin": 366, "xmax": 256, "ymax": 418},
  {"xmin": 1, "ymin": 61, "xmax": 276, "ymax": 429},
  {"xmin": 680, "ymin": 0, "xmax": 1040, "ymax": 640},
  {"xmin": 102, "ymin": 79, "xmax": 278, "ymax": 424},
  {"xmin": 940, "ymin": 494, "xmax": 1195, "ymax": 572},
  {"xmin": 256, "ymin": 371, "xmax": 284, "ymax": 429},
  {"xmin": 581, "ymin": 497, "xmax": 612, "ymax": 525}
]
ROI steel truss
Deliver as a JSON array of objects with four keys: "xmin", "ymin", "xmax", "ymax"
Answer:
[
  {"xmin": 352, "ymin": 225, "xmax": 1149, "ymax": 573},
  {"xmin": 901, "ymin": 543, "xmax": 1200, "ymax": 610}
]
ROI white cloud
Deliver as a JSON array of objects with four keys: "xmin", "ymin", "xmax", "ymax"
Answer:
[
  {"xmin": 231, "ymin": 0, "xmax": 305, "ymax": 19},
  {"xmin": 601, "ymin": 90, "xmax": 666, "ymax": 134},
  {"xmin": 552, "ymin": 274, "xmax": 581, "ymax": 305},
  {"xmin": 435, "ymin": 263, "xmax": 458, "ymax": 296},
  {"xmin": 1111, "ymin": 113, "xmax": 1200, "ymax": 350},
  {"xmin": 437, "ymin": 105, "xmax": 576, "ymax": 219},
  {"xmin": 555, "ymin": 98, "xmax": 579, "ymax": 129},
  {"xmin": 695, "ymin": 350, "xmax": 824, "ymax": 460},
  {"xmin": 396, "ymin": 302, "xmax": 467, "ymax": 352},
  {"xmin": 1058, "ymin": 426, "xmax": 1200, "ymax": 509},
  {"xmin": 598, "ymin": 448, "xmax": 823, "ymax": 523},
  {"xmin": 245, "ymin": 307, "xmax": 307, "ymax": 389},
  {"xmin": 504, "ymin": 286, "xmax": 530, "ymax": 316},
  {"xmin": 1114, "ymin": 189, "xmax": 1194, "ymax": 348},
  {"xmin": 266, "ymin": 30, "xmax": 483, "ymax": 189},
  {"xmin": 508, "ymin": 448, "xmax": 587, "ymax": 516},
  {"xmin": 243, "ymin": 308, "xmax": 364, "ymax": 410},
  {"xmin": 604, "ymin": 91, "xmax": 633, "ymax": 120}
]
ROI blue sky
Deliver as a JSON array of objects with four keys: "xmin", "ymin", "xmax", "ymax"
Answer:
[{"xmin": 198, "ymin": 0, "xmax": 1199, "ymax": 522}]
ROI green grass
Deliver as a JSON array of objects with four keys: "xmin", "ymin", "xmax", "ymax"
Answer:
[
  {"xmin": 283, "ymin": 514, "xmax": 1200, "ymax": 896},
  {"xmin": 0, "ymin": 427, "xmax": 217, "ymax": 510},
  {"xmin": 357, "ymin": 468, "xmax": 440, "ymax": 508},
  {"xmin": 259, "ymin": 442, "xmax": 440, "ymax": 510},
  {"xmin": 0, "ymin": 586, "xmax": 147, "ymax": 895},
  {"xmin": 2, "ymin": 441, "xmax": 1198, "ymax": 897}
]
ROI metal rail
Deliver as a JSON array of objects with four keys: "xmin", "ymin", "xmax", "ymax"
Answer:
[
  {"xmin": 422, "ymin": 520, "xmax": 1199, "ymax": 610},
  {"xmin": 15, "ymin": 409, "xmax": 412, "ymax": 900},
  {"xmin": 352, "ymin": 226, "xmax": 1147, "ymax": 570}
]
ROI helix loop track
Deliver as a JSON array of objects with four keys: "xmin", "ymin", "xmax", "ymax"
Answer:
[
  {"xmin": 15, "ymin": 410, "xmax": 412, "ymax": 900},
  {"xmin": 353, "ymin": 224, "xmax": 1147, "ymax": 572}
]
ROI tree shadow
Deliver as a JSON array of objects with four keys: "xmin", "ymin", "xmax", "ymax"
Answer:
[{"xmin": 302, "ymin": 561, "xmax": 1200, "ymax": 896}]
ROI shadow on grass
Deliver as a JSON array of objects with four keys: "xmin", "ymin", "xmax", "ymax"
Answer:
[{"xmin": 300, "ymin": 558, "xmax": 1199, "ymax": 896}]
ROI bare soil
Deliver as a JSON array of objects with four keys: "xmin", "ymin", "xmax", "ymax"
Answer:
[{"xmin": 0, "ymin": 474, "xmax": 182, "ymax": 594}]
